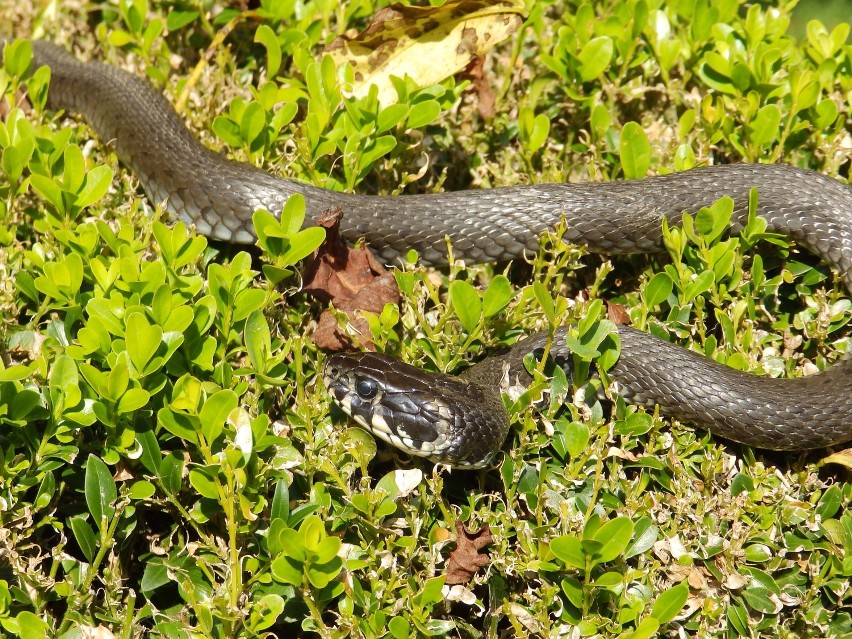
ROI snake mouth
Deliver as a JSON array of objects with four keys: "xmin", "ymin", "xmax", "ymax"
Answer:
[
  {"xmin": 323, "ymin": 356, "xmax": 434, "ymax": 458},
  {"xmin": 322, "ymin": 353, "xmax": 496, "ymax": 467}
]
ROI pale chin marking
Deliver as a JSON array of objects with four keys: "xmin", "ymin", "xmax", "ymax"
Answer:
[{"xmin": 369, "ymin": 413, "xmax": 393, "ymax": 436}]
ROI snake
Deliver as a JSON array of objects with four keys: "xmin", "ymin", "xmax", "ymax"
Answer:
[{"xmin": 6, "ymin": 40, "xmax": 852, "ymax": 467}]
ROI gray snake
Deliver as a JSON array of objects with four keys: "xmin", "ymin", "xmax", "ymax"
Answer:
[{"xmin": 9, "ymin": 41, "xmax": 852, "ymax": 467}]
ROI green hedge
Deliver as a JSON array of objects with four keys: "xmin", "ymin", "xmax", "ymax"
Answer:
[{"xmin": 0, "ymin": 1, "xmax": 850, "ymax": 638}]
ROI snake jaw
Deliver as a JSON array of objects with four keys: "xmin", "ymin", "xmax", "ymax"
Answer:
[{"xmin": 323, "ymin": 353, "xmax": 508, "ymax": 468}]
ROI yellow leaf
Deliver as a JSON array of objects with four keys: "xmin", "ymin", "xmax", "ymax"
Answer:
[
  {"xmin": 822, "ymin": 447, "xmax": 852, "ymax": 470},
  {"xmin": 325, "ymin": 0, "xmax": 525, "ymax": 105}
]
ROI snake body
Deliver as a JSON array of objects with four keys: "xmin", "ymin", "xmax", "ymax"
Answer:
[{"xmin": 11, "ymin": 41, "xmax": 852, "ymax": 465}]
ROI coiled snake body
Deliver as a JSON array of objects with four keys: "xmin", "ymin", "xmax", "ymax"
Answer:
[{"xmin": 12, "ymin": 41, "xmax": 852, "ymax": 467}]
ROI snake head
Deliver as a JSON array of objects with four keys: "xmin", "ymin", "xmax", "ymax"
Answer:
[{"xmin": 323, "ymin": 352, "xmax": 510, "ymax": 468}]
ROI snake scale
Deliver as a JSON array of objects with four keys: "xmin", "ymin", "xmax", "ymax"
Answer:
[{"xmin": 7, "ymin": 40, "xmax": 852, "ymax": 467}]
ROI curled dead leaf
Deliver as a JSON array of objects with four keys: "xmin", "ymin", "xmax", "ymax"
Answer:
[
  {"xmin": 303, "ymin": 208, "xmax": 400, "ymax": 350},
  {"xmin": 446, "ymin": 519, "xmax": 492, "ymax": 585},
  {"xmin": 607, "ymin": 301, "xmax": 630, "ymax": 325},
  {"xmin": 459, "ymin": 55, "xmax": 496, "ymax": 119}
]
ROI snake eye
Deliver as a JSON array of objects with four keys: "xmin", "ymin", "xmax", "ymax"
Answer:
[{"xmin": 355, "ymin": 377, "xmax": 378, "ymax": 399}]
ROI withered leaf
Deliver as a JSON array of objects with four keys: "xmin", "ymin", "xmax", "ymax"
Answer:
[
  {"xmin": 304, "ymin": 208, "xmax": 400, "ymax": 350},
  {"xmin": 445, "ymin": 519, "xmax": 493, "ymax": 585},
  {"xmin": 607, "ymin": 301, "xmax": 630, "ymax": 325},
  {"xmin": 459, "ymin": 55, "xmax": 496, "ymax": 119},
  {"xmin": 325, "ymin": 0, "xmax": 524, "ymax": 105}
]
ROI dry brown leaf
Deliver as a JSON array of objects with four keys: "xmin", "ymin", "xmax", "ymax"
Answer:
[
  {"xmin": 303, "ymin": 208, "xmax": 400, "ymax": 350},
  {"xmin": 607, "ymin": 301, "xmax": 630, "ymax": 325},
  {"xmin": 326, "ymin": 0, "xmax": 525, "ymax": 105},
  {"xmin": 446, "ymin": 519, "xmax": 492, "ymax": 585},
  {"xmin": 459, "ymin": 55, "xmax": 495, "ymax": 119}
]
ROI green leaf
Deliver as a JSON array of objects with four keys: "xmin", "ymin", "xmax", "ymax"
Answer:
[
  {"xmin": 0, "ymin": 363, "xmax": 35, "ymax": 382},
  {"xmin": 590, "ymin": 103, "xmax": 611, "ymax": 139},
  {"xmin": 620, "ymin": 122, "xmax": 651, "ymax": 180},
  {"xmin": 483, "ymin": 275, "xmax": 512, "ymax": 317},
  {"xmin": 141, "ymin": 562, "xmax": 171, "ymax": 594},
  {"xmin": 153, "ymin": 221, "xmax": 207, "ymax": 268},
  {"xmin": 695, "ymin": 197, "xmax": 734, "ymax": 243},
  {"xmin": 233, "ymin": 288, "xmax": 266, "ymax": 323},
  {"xmin": 313, "ymin": 537, "xmax": 342, "ymax": 565},
  {"xmin": 643, "ymin": 272, "xmax": 672, "ymax": 308},
  {"xmin": 3, "ymin": 38, "xmax": 33, "ymax": 78},
  {"xmin": 166, "ymin": 9, "xmax": 199, "ymax": 31},
  {"xmin": 270, "ymin": 480, "xmax": 290, "ymax": 523},
  {"xmin": 651, "ymin": 581, "xmax": 689, "ymax": 623},
  {"xmin": 189, "ymin": 468, "xmax": 220, "ymax": 500},
  {"xmin": 63, "ymin": 143, "xmax": 86, "ymax": 193},
  {"xmin": 743, "ymin": 543, "xmax": 772, "ymax": 563},
  {"xmin": 157, "ymin": 406, "xmax": 199, "ymax": 443},
  {"xmin": 578, "ymin": 36, "xmax": 613, "ymax": 82},
  {"xmin": 617, "ymin": 411, "xmax": 653, "ymax": 436},
  {"xmin": 814, "ymin": 97, "xmax": 838, "ymax": 129},
  {"xmin": 741, "ymin": 567, "xmax": 782, "ymax": 613},
  {"xmin": 107, "ymin": 356, "xmax": 130, "ymax": 403},
  {"xmin": 85, "ymin": 454, "xmax": 117, "ymax": 531},
  {"xmin": 449, "ymin": 280, "xmax": 482, "ymax": 334},
  {"xmin": 240, "ymin": 101, "xmax": 267, "ymax": 145},
  {"xmin": 533, "ymin": 281, "xmax": 556, "ymax": 323},
  {"xmin": 359, "ymin": 134, "xmax": 396, "ymax": 172},
  {"xmin": 550, "ymin": 535, "xmax": 586, "ymax": 569},
  {"xmin": 75, "ymin": 164, "xmax": 114, "ymax": 209},
  {"xmin": 816, "ymin": 484, "xmax": 842, "ymax": 519},
  {"xmin": 377, "ymin": 103, "xmax": 409, "ymax": 134},
  {"xmin": 300, "ymin": 515, "xmax": 327, "ymax": 552},
  {"xmin": 591, "ymin": 516, "xmax": 634, "ymax": 563},
  {"xmin": 245, "ymin": 309, "xmax": 272, "ymax": 373},
  {"xmin": 682, "ymin": 270, "xmax": 715, "ymax": 302},
  {"xmin": 249, "ymin": 593, "xmax": 286, "ymax": 632},
  {"xmin": 117, "ymin": 388, "xmax": 151, "ymax": 414},
  {"xmin": 281, "ymin": 193, "xmax": 307, "ymax": 236},
  {"xmin": 414, "ymin": 576, "xmax": 445, "ymax": 607},
  {"xmin": 213, "ymin": 115, "xmax": 242, "ymax": 148},
  {"xmin": 268, "ymin": 520, "xmax": 306, "ymax": 559},
  {"xmin": 749, "ymin": 104, "xmax": 782, "ymax": 147},
  {"xmin": 158, "ymin": 453, "xmax": 184, "ymax": 495},
  {"xmin": 280, "ymin": 226, "xmax": 326, "ymax": 266},
  {"xmin": 68, "ymin": 515, "xmax": 97, "ymax": 562},
  {"xmin": 30, "ymin": 173, "xmax": 65, "ymax": 213},
  {"xmin": 526, "ymin": 113, "xmax": 550, "ymax": 154},
  {"xmin": 561, "ymin": 576, "xmax": 583, "ymax": 608},
  {"xmin": 198, "ymin": 389, "xmax": 238, "ymax": 444},
  {"xmin": 388, "ymin": 616, "xmax": 411, "ymax": 639},
  {"xmin": 128, "ymin": 480, "xmax": 156, "ymax": 500},
  {"xmin": 562, "ymin": 421, "xmax": 590, "ymax": 458},
  {"xmin": 14, "ymin": 611, "xmax": 48, "ymax": 639},
  {"xmin": 271, "ymin": 555, "xmax": 304, "ymax": 586},
  {"xmin": 593, "ymin": 571, "xmax": 623, "ymax": 588},
  {"xmin": 255, "ymin": 24, "xmax": 282, "ymax": 77},
  {"xmin": 3, "ymin": 135, "xmax": 35, "ymax": 182},
  {"xmin": 305, "ymin": 556, "xmax": 343, "ymax": 589},
  {"xmin": 624, "ymin": 516, "xmax": 659, "ymax": 558},
  {"xmin": 628, "ymin": 616, "xmax": 660, "ymax": 639},
  {"xmin": 407, "ymin": 99, "xmax": 441, "ymax": 129},
  {"xmin": 125, "ymin": 312, "xmax": 163, "ymax": 374}
]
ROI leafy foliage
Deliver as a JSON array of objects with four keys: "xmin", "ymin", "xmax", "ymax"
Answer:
[{"xmin": 0, "ymin": 0, "xmax": 850, "ymax": 637}]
